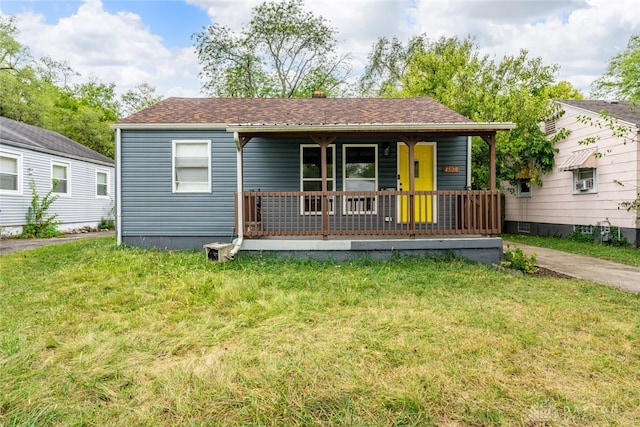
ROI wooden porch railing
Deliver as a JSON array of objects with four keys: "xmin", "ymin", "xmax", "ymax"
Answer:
[{"xmin": 236, "ymin": 190, "xmax": 501, "ymax": 238}]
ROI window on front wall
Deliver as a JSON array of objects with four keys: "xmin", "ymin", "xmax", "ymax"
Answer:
[
  {"xmin": 0, "ymin": 153, "xmax": 21, "ymax": 194},
  {"xmin": 52, "ymin": 162, "xmax": 69, "ymax": 195},
  {"xmin": 172, "ymin": 140, "xmax": 211, "ymax": 193},
  {"xmin": 573, "ymin": 168, "xmax": 596, "ymax": 193},
  {"xmin": 96, "ymin": 170, "xmax": 109, "ymax": 197},
  {"xmin": 300, "ymin": 144, "xmax": 335, "ymax": 214},
  {"xmin": 343, "ymin": 144, "xmax": 377, "ymax": 214}
]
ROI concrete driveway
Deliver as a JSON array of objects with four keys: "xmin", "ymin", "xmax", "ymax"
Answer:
[
  {"xmin": 0, "ymin": 231, "xmax": 114, "ymax": 255},
  {"xmin": 504, "ymin": 241, "xmax": 640, "ymax": 294}
]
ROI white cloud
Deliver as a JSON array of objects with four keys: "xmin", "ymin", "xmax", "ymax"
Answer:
[{"xmin": 5, "ymin": 0, "xmax": 202, "ymax": 97}]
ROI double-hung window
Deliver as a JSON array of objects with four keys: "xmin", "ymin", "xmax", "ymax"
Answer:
[
  {"xmin": 300, "ymin": 144, "xmax": 335, "ymax": 214},
  {"xmin": 0, "ymin": 152, "xmax": 21, "ymax": 194},
  {"xmin": 96, "ymin": 169, "xmax": 109, "ymax": 197},
  {"xmin": 52, "ymin": 162, "xmax": 70, "ymax": 195},
  {"xmin": 172, "ymin": 140, "xmax": 211, "ymax": 193},
  {"xmin": 343, "ymin": 144, "xmax": 377, "ymax": 214}
]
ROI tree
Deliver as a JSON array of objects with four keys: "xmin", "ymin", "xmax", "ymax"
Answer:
[
  {"xmin": 591, "ymin": 34, "xmax": 640, "ymax": 101},
  {"xmin": 0, "ymin": 16, "xmax": 30, "ymax": 72},
  {"xmin": 359, "ymin": 35, "xmax": 578, "ymax": 189},
  {"xmin": 193, "ymin": 0, "xmax": 351, "ymax": 98},
  {"xmin": 120, "ymin": 82, "xmax": 162, "ymax": 118}
]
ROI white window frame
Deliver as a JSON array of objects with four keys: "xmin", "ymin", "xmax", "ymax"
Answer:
[
  {"xmin": 300, "ymin": 144, "xmax": 336, "ymax": 215},
  {"xmin": 516, "ymin": 179, "xmax": 532, "ymax": 198},
  {"xmin": 343, "ymin": 144, "xmax": 378, "ymax": 215},
  {"xmin": 172, "ymin": 140, "xmax": 211, "ymax": 193},
  {"xmin": 572, "ymin": 168, "xmax": 597, "ymax": 194},
  {"xmin": 51, "ymin": 161, "xmax": 71, "ymax": 196},
  {"xmin": 96, "ymin": 169, "xmax": 110, "ymax": 198},
  {"xmin": 574, "ymin": 224, "xmax": 594, "ymax": 235},
  {"xmin": 0, "ymin": 151, "xmax": 22, "ymax": 195}
]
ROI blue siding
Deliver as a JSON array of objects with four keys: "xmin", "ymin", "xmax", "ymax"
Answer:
[{"xmin": 120, "ymin": 130, "xmax": 236, "ymax": 239}]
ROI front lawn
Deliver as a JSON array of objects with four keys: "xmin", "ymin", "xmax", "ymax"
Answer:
[
  {"xmin": 1, "ymin": 238, "xmax": 639, "ymax": 426},
  {"xmin": 502, "ymin": 233, "xmax": 640, "ymax": 267}
]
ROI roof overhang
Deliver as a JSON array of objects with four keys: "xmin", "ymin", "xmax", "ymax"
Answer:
[
  {"xmin": 226, "ymin": 122, "xmax": 516, "ymax": 136},
  {"xmin": 111, "ymin": 123, "xmax": 228, "ymax": 130},
  {"xmin": 0, "ymin": 139, "xmax": 115, "ymax": 168},
  {"xmin": 111, "ymin": 122, "xmax": 516, "ymax": 136}
]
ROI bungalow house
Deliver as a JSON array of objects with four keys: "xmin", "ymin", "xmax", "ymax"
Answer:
[
  {"xmin": 113, "ymin": 96, "xmax": 514, "ymax": 263},
  {"xmin": 0, "ymin": 116, "xmax": 115, "ymax": 235},
  {"xmin": 504, "ymin": 100, "xmax": 640, "ymax": 246}
]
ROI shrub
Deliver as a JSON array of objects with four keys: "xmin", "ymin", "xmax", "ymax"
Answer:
[
  {"xmin": 98, "ymin": 217, "xmax": 115, "ymax": 230},
  {"xmin": 501, "ymin": 245, "xmax": 539, "ymax": 274},
  {"xmin": 21, "ymin": 180, "xmax": 61, "ymax": 238}
]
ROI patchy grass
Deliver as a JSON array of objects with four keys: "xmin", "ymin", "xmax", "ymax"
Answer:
[
  {"xmin": 502, "ymin": 233, "xmax": 640, "ymax": 268},
  {"xmin": 1, "ymin": 237, "xmax": 640, "ymax": 426}
]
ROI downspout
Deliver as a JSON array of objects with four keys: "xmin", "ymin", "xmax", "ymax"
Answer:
[
  {"xmin": 116, "ymin": 127, "xmax": 122, "ymax": 245},
  {"xmin": 230, "ymin": 132, "xmax": 244, "ymax": 257},
  {"xmin": 466, "ymin": 136, "xmax": 472, "ymax": 189}
]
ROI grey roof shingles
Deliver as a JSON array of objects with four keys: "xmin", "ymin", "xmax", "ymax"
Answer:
[
  {"xmin": 0, "ymin": 116, "xmax": 113, "ymax": 165},
  {"xmin": 559, "ymin": 100, "xmax": 640, "ymax": 127},
  {"xmin": 117, "ymin": 97, "xmax": 475, "ymax": 125}
]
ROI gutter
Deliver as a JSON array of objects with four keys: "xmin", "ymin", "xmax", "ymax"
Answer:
[{"xmin": 230, "ymin": 132, "xmax": 244, "ymax": 257}]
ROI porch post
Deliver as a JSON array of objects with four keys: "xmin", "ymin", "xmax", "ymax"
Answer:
[
  {"xmin": 401, "ymin": 135, "xmax": 419, "ymax": 238},
  {"xmin": 235, "ymin": 133, "xmax": 252, "ymax": 240},
  {"xmin": 311, "ymin": 135, "xmax": 336, "ymax": 240}
]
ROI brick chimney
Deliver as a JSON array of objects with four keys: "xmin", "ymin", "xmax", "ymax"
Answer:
[{"xmin": 312, "ymin": 90, "xmax": 327, "ymax": 98}]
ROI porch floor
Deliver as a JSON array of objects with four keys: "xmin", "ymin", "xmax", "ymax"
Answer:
[{"xmin": 238, "ymin": 235, "xmax": 503, "ymax": 265}]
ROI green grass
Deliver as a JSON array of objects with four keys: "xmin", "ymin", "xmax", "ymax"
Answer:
[
  {"xmin": 2, "ymin": 237, "xmax": 640, "ymax": 426},
  {"xmin": 501, "ymin": 234, "xmax": 640, "ymax": 267}
]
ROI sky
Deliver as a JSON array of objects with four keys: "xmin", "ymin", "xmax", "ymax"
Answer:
[{"xmin": 1, "ymin": 0, "xmax": 639, "ymax": 100}]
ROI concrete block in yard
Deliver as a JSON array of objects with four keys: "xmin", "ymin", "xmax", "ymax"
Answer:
[{"xmin": 203, "ymin": 242, "xmax": 233, "ymax": 262}]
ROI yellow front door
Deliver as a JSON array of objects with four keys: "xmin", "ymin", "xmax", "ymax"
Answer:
[{"xmin": 398, "ymin": 143, "xmax": 434, "ymax": 222}]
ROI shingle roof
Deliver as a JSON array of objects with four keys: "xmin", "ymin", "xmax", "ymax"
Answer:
[
  {"xmin": 558, "ymin": 100, "xmax": 640, "ymax": 127},
  {"xmin": 117, "ymin": 97, "xmax": 474, "ymax": 125},
  {"xmin": 0, "ymin": 116, "xmax": 114, "ymax": 166}
]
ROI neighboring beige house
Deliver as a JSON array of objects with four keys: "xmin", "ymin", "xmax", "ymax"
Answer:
[{"xmin": 504, "ymin": 100, "xmax": 640, "ymax": 247}]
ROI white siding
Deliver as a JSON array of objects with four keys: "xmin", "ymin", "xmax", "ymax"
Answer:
[
  {"xmin": 0, "ymin": 144, "xmax": 115, "ymax": 234},
  {"xmin": 505, "ymin": 102, "xmax": 640, "ymax": 230}
]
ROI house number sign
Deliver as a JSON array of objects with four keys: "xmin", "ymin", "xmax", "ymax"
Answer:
[{"xmin": 442, "ymin": 166, "xmax": 460, "ymax": 173}]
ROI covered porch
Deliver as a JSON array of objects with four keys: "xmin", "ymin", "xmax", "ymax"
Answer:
[{"xmin": 227, "ymin": 122, "xmax": 514, "ymax": 263}]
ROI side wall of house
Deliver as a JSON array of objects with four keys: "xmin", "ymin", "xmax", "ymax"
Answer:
[
  {"xmin": 0, "ymin": 144, "xmax": 115, "ymax": 235},
  {"xmin": 119, "ymin": 129, "xmax": 237, "ymax": 249},
  {"xmin": 504, "ymin": 103, "xmax": 640, "ymax": 244},
  {"xmin": 120, "ymin": 132, "xmax": 469, "ymax": 250}
]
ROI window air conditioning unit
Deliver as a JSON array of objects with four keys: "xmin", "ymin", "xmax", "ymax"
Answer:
[{"xmin": 576, "ymin": 178, "xmax": 594, "ymax": 191}]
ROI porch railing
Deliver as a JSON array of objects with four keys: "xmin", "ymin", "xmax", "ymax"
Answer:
[{"xmin": 236, "ymin": 190, "xmax": 501, "ymax": 238}]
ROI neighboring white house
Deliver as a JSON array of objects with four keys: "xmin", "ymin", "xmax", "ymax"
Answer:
[
  {"xmin": 0, "ymin": 116, "xmax": 115, "ymax": 236},
  {"xmin": 504, "ymin": 100, "xmax": 640, "ymax": 247}
]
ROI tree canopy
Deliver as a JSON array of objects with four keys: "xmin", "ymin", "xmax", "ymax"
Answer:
[
  {"xmin": 591, "ymin": 34, "xmax": 640, "ymax": 101},
  {"xmin": 359, "ymin": 35, "xmax": 582, "ymax": 189},
  {"xmin": 193, "ymin": 0, "xmax": 351, "ymax": 98}
]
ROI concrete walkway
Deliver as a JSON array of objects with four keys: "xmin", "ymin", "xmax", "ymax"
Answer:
[
  {"xmin": 0, "ymin": 231, "xmax": 114, "ymax": 255},
  {"xmin": 504, "ymin": 241, "xmax": 640, "ymax": 294}
]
